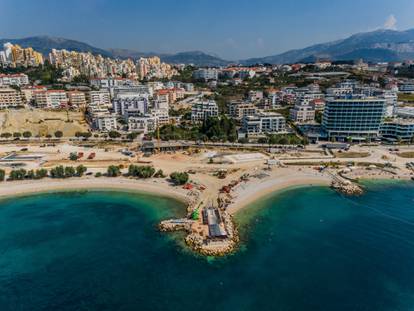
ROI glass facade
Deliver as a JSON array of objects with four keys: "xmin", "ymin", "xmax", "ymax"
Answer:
[{"xmin": 322, "ymin": 98, "xmax": 386, "ymax": 140}]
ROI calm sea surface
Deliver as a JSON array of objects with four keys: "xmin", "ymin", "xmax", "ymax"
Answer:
[{"xmin": 0, "ymin": 182, "xmax": 414, "ymax": 311}]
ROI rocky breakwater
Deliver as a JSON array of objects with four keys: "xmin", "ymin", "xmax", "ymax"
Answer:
[
  {"xmin": 185, "ymin": 211, "xmax": 239, "ymax": 256},
  {"xmin": 159, "ymin": 218, "xmax": 194, "ymax": 232},
  {"xmin": 331, "ymin": 179, "xmax": 364, "ymax": 195}
]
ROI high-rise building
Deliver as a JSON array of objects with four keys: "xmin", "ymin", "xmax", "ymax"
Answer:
[
  {"xmin": 0, "ymin": 43, "xmax": 43, "ymax": 67},
  {"xmin": 322, "ymin": 96, "xmax": 386, "ymax": 141}
]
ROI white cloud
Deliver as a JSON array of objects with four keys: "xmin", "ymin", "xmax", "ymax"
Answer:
[{"xmin": 384, "ymin": 14, "xmax": 397, "ymax": 30}]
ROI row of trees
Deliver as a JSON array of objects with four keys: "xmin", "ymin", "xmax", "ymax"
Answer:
[
  {"xmin": 0, "ymin": 130, "xmax": 142, "ymax": 141},
  {"xmin": 50, "ymin": 165, "xmax": 87, "ymax": 178},
  {"xmin": 1, "ymin": 165, "xmax": 189, "ymax": 187},
  {"xmin": 257, "ymin": 134, "xmax": 308, "ymax": 145},
  {"xmin": 105, "ymin": 165, "xmax": 188, "ymax": 185},
  {"xmin": 8, "ymin": 168, "xmax": 48, "ymax": 181},
  {"xmin": 0, "ymin": 131, "xmax": 64, "ymax": 139},
  {"xmin": 3, "ymin": 165, "xmax": 87, "ymax": 181}
]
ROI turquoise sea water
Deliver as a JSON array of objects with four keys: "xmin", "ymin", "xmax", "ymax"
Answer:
[{"xmin": 1, "ymin": 182, "xmax": 414, "ymax": 311}]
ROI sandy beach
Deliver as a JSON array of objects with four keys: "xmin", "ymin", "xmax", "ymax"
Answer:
[
  {"xmin": 0, "ymin": 177, "xmax": 189, "ymax": 204},
  {"xmin": 227, "ymin": 171, "xmax": 332, "ymax": 214},
  {"xmin": 0, "ymin": 170, "xmax": 332, "ymax": 215}
]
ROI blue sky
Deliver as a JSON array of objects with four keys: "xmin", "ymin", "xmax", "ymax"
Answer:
[{"xmin": 1, "ymin": 0, "xmax": 414, "ymax": 59}]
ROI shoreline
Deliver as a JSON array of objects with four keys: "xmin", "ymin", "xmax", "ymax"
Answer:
[
  {"xmin": 0, "ymin": 177, "xmax": 189, "ymax": 205},
  {"xmin": 0, "ymin": 174, "xmax": 411, "ymax": 257},
  {"xmin": 227, "ymin": 173, "xmax": 332, "ymax": 214}
]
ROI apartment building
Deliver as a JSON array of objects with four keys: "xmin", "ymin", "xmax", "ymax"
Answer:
[
  {"xmin": 193, "ymin": 68, "xmax": 218, "ymax": 81},
  {"xmin": 290, "ymin": 103, "xmax": 315, "ymax": 123},
  {"xmin": 191, "ymin": 100, "xmax": 219, "ymax": 122},
  {"xmin": 0, "ymin": 87, "xmax": 23, "ymax": 109},
  {"xmin": 113, "ymin": 97, "xmax": 149, "ymax": 118},
  {"xmin": 90, "ymin": 111, "xmax": 118, "ymax": 132},
  {"xmin": 68, "ymin": 91, "xmax": 87, "ymax": 108},
  {"xmin": 87, "ymin": 90, "xmax": 111, "ymax": 110},
  {"xmin": 242, "ymin": 112, "xmax": 286, "ymax": 136},
  {"xmin": 0, "ymin": 73, "xmax": 29, "ymax": 87},
  {"xmin": 228, "ymin": 101, "xmax": 258, "ymax": 120},
  {"xmin": 380, "ymin": 119, "xmax": 414, "ymax": 142},
  {"xmin": 34, "ymin": 90, "xmax": 69, "ymax": 109}
]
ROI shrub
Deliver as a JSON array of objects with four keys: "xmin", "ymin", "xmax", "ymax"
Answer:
[
  {"xmin": 54, "ymin": 131, "xmax": 63, "ymax": 138},
  {"xmin": 0, "ymin": 169, "xmax": 5, "ymax": 181},
  {"xmin": 126, "ymin": 132, "xmax": 139, "ymax": 141},
  {"xmin": 154, "ymin": 169, "xmax": 165, "ymax": 178},
  {"xmin": 35, "ymin": 168, "xmax": 48, "ymax": 179},
  {"xmin": 76, "ymin": 165, "xmax": 87, "ymax": 177},
  {"xmin": 108, "ymin": 131, "xmax": 121, "ymax": 139},
  {"xmin": 9, "ymin": 169, "xmax": 27, "ymax": 180},
  {"xmin": 128, "ymin": 165, "xmax": 155, "ymax": 178},
  {"xmin": 50, "ymin": 166, "xmax": 65, "ymax": 178},
  {"xmin": 69, "ymin": 152, "xmax": 78, "ymax": 161},
  {"xmin": 27, "ymin": 170, "xmax": 35, "ymax": 179},
  {"xmin": 169, "ymin": 172, "xmax": 189, "ymax": 185},
  {"xmin": 64, "ymin": 166, "xmax": 76, "ymax": 178},
  {"xmin": 0, "ymin": 133, "xmax": 12, "ymax": 138},
  {"xmin": 107, "ymin": 165, "xmax": 121, "ymax": 177}
]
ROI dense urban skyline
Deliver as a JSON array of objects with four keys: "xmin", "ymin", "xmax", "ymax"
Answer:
[{"xmin": 1, "ymin": 0, "xmax": 414, "ymax": 59}]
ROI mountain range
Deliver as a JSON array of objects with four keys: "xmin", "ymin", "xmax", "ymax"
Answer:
[{"xmin": 2, "ymin": 29, "xmax": 414, "ymax": 66}]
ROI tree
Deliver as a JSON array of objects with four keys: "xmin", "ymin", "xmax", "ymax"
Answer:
[
  {"xmin": 50, "ymin": 166, "xmax": 65, "ymax": 178},
  {"xmin": 35, "ymin": 168, "xmax": 48, "ymax": 179},
  {"xmin": 69, "ymin": 152, "xmax": 78, "ymax": 161},
  {"xmin": 22, "ymin": 131, "xmax": 32, "ymax": 138},
  {"xmin": 64, "ymin": 166, "xmax": 76, "ymax": 178},
  {"xmin": 128, "ymin": 165, "xmax": 155, "ymax": 178},
  {"xmin": 76, "ymin": 165, "xmax": 87, "ymax": 177},
  {"xmin": 258, "ymin": 137, "xmax": 269, "ymax": 144},
  {"xmin": 9, "ymin": 169, "xmax": 27, "ymax": 180},
  {"xmin": 0, "ymin": 169, "xmax": 5, "ymax": 181},
  {"xmin": 108, "ymin": 131, "xmax": 121, "ymax": 139},
  {"xmin": 27, "ymin": 170, "xmax": 35, "ymax": 179},
  {"xmin": 81, "ymin": 132, "xmax": 92, "ymax": 139},
  {"xmin": 126, "ymin": 132, "xmax": 139, "ymax": 141},
  {"xmin": 1, "ymin": 132, "xmax": 12, "ymax": 139},
  {"xmin": 107, "ymin": 165, "xmax": 121, "ymax": 177},
  {"xmin": 54, "ymin": 131, "xmax": 63, "ymax": 138},
  {"xmin": 169, "ymin": 172, "xmax": 189, "ymax": 185},
  {"xmin": 13, "ymin": 132, "xmax": 21, "ymax": 138},
  {"xmin": 154, "ymin": 169, "xmax": 165, "ymax": 178}
]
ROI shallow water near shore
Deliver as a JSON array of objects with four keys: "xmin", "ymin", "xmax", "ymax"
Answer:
[{"xmin": 1, "ymin": 182, "xmax": 414, "ymax": 310}]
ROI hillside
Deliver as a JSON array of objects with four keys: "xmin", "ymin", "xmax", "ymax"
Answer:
[
  {"xmin": 241, "ymin": 29, "xmax": 414, "ymax": 64},
  {"xmin": 3, "ymin": 29, "xmax": 414, "ymax": 66},
  {"xmin": 0, "ymin": 36, "xmax": 229, "ymax": 66},
  {"xmin": 0, "ymin": 36, "xmax": 112, "ymax": 57}
]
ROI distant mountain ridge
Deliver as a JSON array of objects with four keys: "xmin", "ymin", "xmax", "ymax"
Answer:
[
  {"xmin": 0, "ymin": 36, "xmax": 112, "ymax": 57},
  {"xmin": 241, "ymin": 29, "xmax": 414, "ymax": 64},
  {"xmin": 0, "ymin": 36, "xmax": 230, "ymax": 67},
  {"xmin": 2, "ymin": 30, "xmax": 414, "ymax": 66}
]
